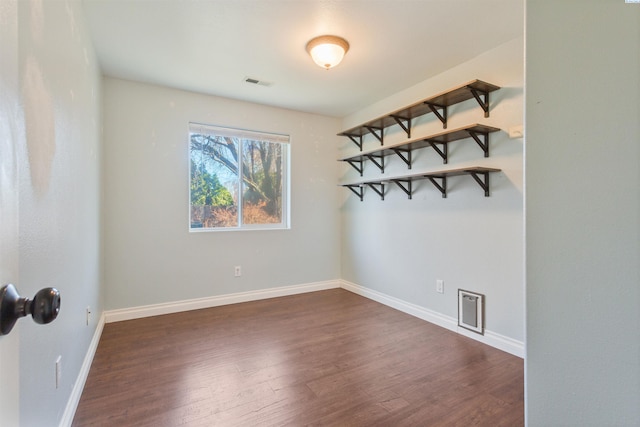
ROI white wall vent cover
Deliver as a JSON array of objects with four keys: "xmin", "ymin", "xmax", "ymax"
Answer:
[{"xmin": 458, "ymin": 289, "xmax": 485, "ymax": 335}]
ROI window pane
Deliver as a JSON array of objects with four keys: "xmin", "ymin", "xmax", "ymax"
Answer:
[
  {"xmin": 190, "ymin": 133, "xmax": 239, "ymax": 228},
  {"xmin": 189, "ymin": 123, "xmax": 289, "ymax": 231},
  {"xmin": 241, "ymin": 140, "xmax": 283, "ymax": 225}
]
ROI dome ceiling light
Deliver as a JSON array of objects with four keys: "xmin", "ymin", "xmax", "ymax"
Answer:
[{"xmin": 306, "ymin": 35, "xmax": 350, "ymax": 70}]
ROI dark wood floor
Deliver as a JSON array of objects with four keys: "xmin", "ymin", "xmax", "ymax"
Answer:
[{"xmin": 73, "ymin": 289, "xmax": 523, "ymax": 426}]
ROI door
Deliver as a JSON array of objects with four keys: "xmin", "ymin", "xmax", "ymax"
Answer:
[{"xmin": 0, "ymin": 0, "xmax": 22, "ymax": 425}]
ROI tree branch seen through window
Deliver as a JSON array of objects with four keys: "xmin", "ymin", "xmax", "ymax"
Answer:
[{"xmin": 189, "ymin": 124, "xmax": 289, "ymax": 230}]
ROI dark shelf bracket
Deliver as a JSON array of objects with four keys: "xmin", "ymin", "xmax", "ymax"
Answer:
[
  {"xmin": 426, "ymin": 140, "xmax": 449, "ymax": 164},
  {"xmin": 425, "ymin": 103, "xmax": 448, "ymax": 129},
  {"xmin": 390, "ymin": 114, "xmax": 412, "ymax": 138},
  {"xmin": 345, "ymin": 185, "xmax": 364, "ymax": 201},
  {"xmin": 364, "ymin": 126, "xmax": 384, "ymax": 145},
  {"xmin": 469, "ymin": 171, "xmax": 491, "ymax": 197},
  {"xmin": 366, "ymin": 154, "xmax": 385, "ymax": 173},
  {"xmin": 426, "ymin": 176, "xmax": 448, "ymax": 198},
  {"xmin": 468, "ymin": 87, "xmax": 491, "ymax": 118},
  {"xmin": 345, "ymin": 134, "xmax": 363, "ymax": 151},
  {"xmin": 391, "ymin": 179, "xmax": 413, "ymax": 200},
  {"xmin": 392, "ymin": 148, "xmax": 412, "ymax": 169},
  {"xmin": 346, "ymin": 159, "xmax": 364, "ymax": 176},
  {"xmin": 468, "ymin": 130, "xmax": 490, "ymax": 157},
  {"xmin": 366, "ymin": 182, "xmax": 385, "ymax": 200}
]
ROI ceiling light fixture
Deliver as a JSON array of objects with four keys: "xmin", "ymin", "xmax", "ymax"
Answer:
[{"xmin": 306, "ymin": 35, "xmax": 350, "ymax": 70}]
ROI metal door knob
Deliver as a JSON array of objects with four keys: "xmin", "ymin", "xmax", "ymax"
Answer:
[{"xmin": 0, "ymin": 284, "xmax": 61, "ymax": 335}]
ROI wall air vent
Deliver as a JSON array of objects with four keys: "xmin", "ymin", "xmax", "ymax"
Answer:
[
  {"xmin": 243, "ymin": 77, "xmax": 272, "ymax": 87},
  {"xmin": 458, "ymin": 289, "xmax": 485, "ymax": 335}
]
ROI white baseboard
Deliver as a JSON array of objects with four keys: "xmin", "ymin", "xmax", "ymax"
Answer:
[
  {"xmin": 59, "ymin": 312, "xmax": 106, "ymax": 427},
  {"xmin": 104, "ymin": 278, "xmax": 523, "ymax": 355},
  {"xmin": 340, "ymin": 280, "xmax": 524, "ymax": 358},
  {"xmin": 104, "ymin": 280, "xmax": 341, "ymax": 323}
]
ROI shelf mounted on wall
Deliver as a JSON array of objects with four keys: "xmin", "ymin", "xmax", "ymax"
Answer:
[
  {"xmin": 339, "ymin": 124, "xmax": 501, "ymax": 175},
  {"xmin": 337, "ymin": 80, "xmax": 500, "ymax": 151},
  {"xmin": 340, "ymin": 167, "xmax": 501, "ymax": 201}
]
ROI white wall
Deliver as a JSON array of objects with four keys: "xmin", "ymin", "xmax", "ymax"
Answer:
[
  {"xmin": 16, "ymin": 0, "xmax": 103, "ymax": 425},
  {"xmin": 525, "ymin": 1, "xmax": 640, "ymax": 424},
  {"xmin": 102, "ymin": 78, "xmax": 341, "ymax": 310},
  {"xmin": 340, "ymin": 37, "xmax": 524, "ymax": 347},
  {"xmin": 0, "ymin": 1, "xmax": 21, "ymax": 424}
]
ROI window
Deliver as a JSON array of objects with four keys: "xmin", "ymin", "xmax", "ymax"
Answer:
[{"xmin": 189, "ymin": 123, "xmax": 290, "ymax": 231}]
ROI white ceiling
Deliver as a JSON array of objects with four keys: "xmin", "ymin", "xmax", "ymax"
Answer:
[{"xmin": 82, "ymin": 0, "xmax": 523, "ymax": 118}]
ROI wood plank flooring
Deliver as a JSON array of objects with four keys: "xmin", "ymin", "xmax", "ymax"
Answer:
[{"xmin": 73, "ymin": 289, "xmax": 523, "ymax": 426}]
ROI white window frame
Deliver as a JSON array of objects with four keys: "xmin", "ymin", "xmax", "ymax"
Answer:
[{"xmin": 189, "ymin": 122, "xmax": 290, "ymax": 232}]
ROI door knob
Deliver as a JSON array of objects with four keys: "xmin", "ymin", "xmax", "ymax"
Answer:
[{"xmin": 0, "ymin": 284, "xmax": 60, "ymax": 336}]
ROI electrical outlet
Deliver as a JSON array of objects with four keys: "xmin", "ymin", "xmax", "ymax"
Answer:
[
  {"xmin": 234, "ymin": 265, "xmax": 242, "ymax": 277},
  {"xmin": 86, "ymin": 306, "xmax": 91, "ymax": 326},
  {"xmin": 436, "ymin": 279, "xmax": 444, "ymax": 294},
  {"xmin": 55, "ymin": 356, "xmax": 62, "ymax": 389}
]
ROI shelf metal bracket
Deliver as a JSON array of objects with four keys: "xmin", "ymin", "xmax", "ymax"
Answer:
[
  {"xmin": 365, "ymin": 182, "xmax": 385, "ymax": 200},
  {"xmin": 346, "ymin": 159, "xmax": 364, "ymax": 176},
  {"xmin": 390, "ymin": 114, "xmax": 412, "ymax": 138},
  {"xmin": 392, "ymin": 148, "xmax": 412, "ymax": 169},
  {"xmin": 468, "ymin": 171, "xmax": 491, "ymax": 197},
  {"xmin": 390, "ymin": 179, "xmax": 413, "ymax": 200},
  {"xmin": 426, "ymin": 140, "xmax": 449, "ymax": 164},
  {"xmin": 366, "ymin": 153, "xmax": 385, "ymax": 173},
  {"xmin": 468, "ymin": 87, "xmax": 491, "ymax": 118},
  {"xmin": 364, "ymin": 126, "xmax": 384, "ymax": 145},
  {"xmin": 467, "ymin": 130, "xmax": 489, "ymax": 157},
  {"xmin": 345, "ymin": 185, "xmax": 364, "ymax": 201},
  {"xmin": 426, "ymin": 176, "xmax": 447, "ymax": 198},
  {"xmin": 424, "ymin": 103, "xmax": 448, "ymax": 129},
  {"xmin": 344, "ymin": 134, "xmax": 363, "ymax": 151}
]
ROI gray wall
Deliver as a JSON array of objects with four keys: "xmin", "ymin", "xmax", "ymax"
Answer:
[
  {"xmin": 0, "ymin": 0, "xmax": 21, "ymax": 424},
  {"xmin": 16, "ymin": 1, "xmax": 103, "ymax": 425},
  {"xmin": 525, "ymin": 0, "xmax": 640, "ymax": 424},
  {"xmin": 102, "ymin": 78, "xmax": 341, "ymax": 310},
  {"xmin": 340, "ymin": 38, "xmax": 525, "ymax": 350}
]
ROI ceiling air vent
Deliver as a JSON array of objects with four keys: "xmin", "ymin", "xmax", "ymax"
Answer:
[{"xmin": 243, "ymin": 77, "xmax": 272, "ymax": 87}]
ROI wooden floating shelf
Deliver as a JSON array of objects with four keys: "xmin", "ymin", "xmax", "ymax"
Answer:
[
  {"xmin": 340, "ymin": 167, "xmax": 501, "ymax": 201},
  {"xmin": 338, "ymin": 79, "xmax": 500, "ymax": 150},
  {"xmin": 339, "ymin": 124, "xmax": 501, "ymax": 175}
]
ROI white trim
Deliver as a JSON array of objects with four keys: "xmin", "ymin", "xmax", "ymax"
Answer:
[
  {"xmin": 104, "ymin": 280, "xmax": 341, "ymax": 323},
  {"xmin": 340, "ymin": 279, "xmax": 456, "ymax": 330},
  {"xmin": 340, "ymin": 280, "xmax": 524, "ymax": 358},
  {"xmin": 457, "ymin": 325, "xmax": 524, "ymax": 357},
  {"xmin": 189, "ymin": 122, "xmax": 290, "ymax": 144},
  {"xmin": 59, "ymin": 312, "xmax": 106, "ymax": 427}
]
